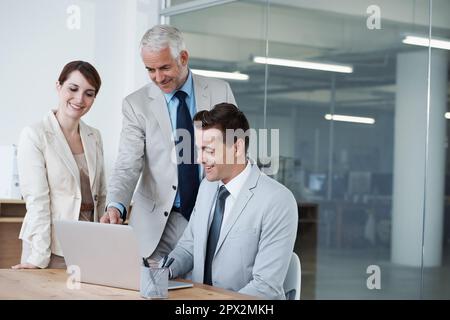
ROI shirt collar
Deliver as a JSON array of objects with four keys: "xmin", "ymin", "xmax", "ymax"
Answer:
[
  {"xmin": 163, "ymin": 70, "xmax": 193, "ymax": 103},
  {"xmin": 219, "ymin": 161, "xmax": 252, "ymax": 200}
]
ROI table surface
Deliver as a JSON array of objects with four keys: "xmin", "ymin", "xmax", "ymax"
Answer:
[{"xmin": 0, "ymin": 269, "xmax": 256, "ymax": 300}]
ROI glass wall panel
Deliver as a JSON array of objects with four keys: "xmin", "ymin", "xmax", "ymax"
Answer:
[
  {"xmin": 265, "ymin": 0, "xmax": 429, "ymax": 299},
  {"xmin": 422, "ymin": 0, "xmax": 450, "ymax": 299},
  {"xmin": 164, "ymin": 0, "xmax": 450, "ymax": 299}
]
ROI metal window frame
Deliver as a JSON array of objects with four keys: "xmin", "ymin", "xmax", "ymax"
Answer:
[{"xmin": 160, "ymin": 0, "xmax": 238, "ymax": 17}]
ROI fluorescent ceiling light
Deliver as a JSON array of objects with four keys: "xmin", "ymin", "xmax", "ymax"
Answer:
[
  {"xmin": 445, "ymin": 112, "xmax": 450, "ymax": 119},
  {"xmin": 191, "ymin": 69, "xmax": 249, "ymax": 81},
  {"xmin": 402, "ymin": 35, "xmax": 450, "ymax": 50},
  {"xmin": 253, "ymin": 56, "xmax": 353, "ymax": 73},
  {"xmin": 325, "ymin": 114, "xmax": 375, "ymax": 124}
]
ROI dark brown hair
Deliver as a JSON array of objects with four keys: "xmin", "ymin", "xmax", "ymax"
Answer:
[
  {"xmin": 193, "ymin": 103, "xmax": 250, "ymax": 153},
  {"xmin": 58, "ymin": 61, "xmax": 102, "ymax": 96}
]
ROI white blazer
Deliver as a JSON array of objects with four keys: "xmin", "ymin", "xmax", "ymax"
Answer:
[{"xmin": 18, "ymin": 111, "xmax": 107, "ymax": 268}]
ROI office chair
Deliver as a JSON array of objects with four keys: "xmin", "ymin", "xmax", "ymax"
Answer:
[{"xmin": 283, "ymin": 252, "xmax": 301, "ymax": 300}]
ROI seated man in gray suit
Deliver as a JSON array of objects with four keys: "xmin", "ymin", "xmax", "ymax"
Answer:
[{"xmin": 166, "ymin": 103, "xmax": 298, "ymax": 299}]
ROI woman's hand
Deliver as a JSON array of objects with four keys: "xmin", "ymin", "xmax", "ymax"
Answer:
[{"xmin": 11, "ymin": 263, "xmax": 39, "ymax": 269}]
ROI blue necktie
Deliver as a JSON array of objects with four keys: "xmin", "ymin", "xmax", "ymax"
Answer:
[
  {"xmin": 204, "ymin": 185, "xmax": 230, "ymax": 285},
  {"xmin": 175, "ymin": 90, "xmax": 199, "ymax": 221}
]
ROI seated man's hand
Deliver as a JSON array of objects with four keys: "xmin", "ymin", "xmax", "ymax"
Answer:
[{"xmin": 100, "ymin": 207, "xmax": 123, "ymax": 224}]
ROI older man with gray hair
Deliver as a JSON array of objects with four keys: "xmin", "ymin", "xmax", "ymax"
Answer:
[{"xmin": 101, "ymin": 25, "xmax": 236, "ymax": 262}]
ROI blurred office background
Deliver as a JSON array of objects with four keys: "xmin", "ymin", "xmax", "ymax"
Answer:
[{"xmin": 1, "ymin": 0, "xmax": 449, "ymax": 299}]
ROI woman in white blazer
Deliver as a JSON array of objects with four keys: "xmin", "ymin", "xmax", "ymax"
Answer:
[{"xmin": 12, "ymin": 61, "xmax": 107, "ymax": 269}]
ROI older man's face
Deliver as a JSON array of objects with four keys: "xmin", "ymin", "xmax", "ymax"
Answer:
[{"xmin": 141, "ymin": 46, "xmax": 189, "ymax": 94}]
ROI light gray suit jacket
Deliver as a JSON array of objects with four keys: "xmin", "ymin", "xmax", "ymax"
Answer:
[
  {"xmin": 169, "ymin": 163, "xmax": 298, "ymax": 300},
  {"xmin": 107, "ymin": 74, "xmax": 236, "ymax": 257}
]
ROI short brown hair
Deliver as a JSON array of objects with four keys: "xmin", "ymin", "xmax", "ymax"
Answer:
[
  {"xmin": 58, "ymin": 61, "xmax": 102, "ymax": 96},
  {"xmin": 193, "ymin": 103, "xmax": 250, "ymax": 153}
]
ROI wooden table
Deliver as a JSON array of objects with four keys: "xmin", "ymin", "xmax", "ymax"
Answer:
[{"xmin": 0, "ymin": 269, "xmax": 256, "ymax": 300}]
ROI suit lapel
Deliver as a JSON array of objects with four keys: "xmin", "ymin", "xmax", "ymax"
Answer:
[
  {"xmin": 193, "ymin": 74, "xmax": 210, "ymax": 179},
  {"xmin": 146, "ymin": 75, "xmax": 210, "ymax": 144},
  {"xmin": 45, "ymin": 111, "xmax": 80, "ymax": 188},
  {"xmin": 214, "ymin": 164, "xmax": 261, "ymax": 255},
  {"xmin": 147, "ymin": 84, "xmax": 174, "ymax": 145},
  {"xmin": 79, "ymin": 121, "xmax": 96, "ymax": 189},
  {"xmin": 193, "ymin": 74, "xmax": 210, "ymax": 112},
  {"xmin": 196, "ymin": 181, "xmax": 220, "ymax": 276},
  {"xmin": 199, "ymin": 182, "xmax": 219, "ymax": 250}
]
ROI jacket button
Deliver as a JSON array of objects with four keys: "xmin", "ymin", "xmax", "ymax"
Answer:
[
  {"xmin": 94, "ymin": 195, "xmax": 98, "ymax": 201},
  {"xmin": 172, "ymin": 185, "xmax": 176, "ymax": 190},
  {"xmin": 164, "ymin": 211, "xmax": 169, "ymax": 217}
]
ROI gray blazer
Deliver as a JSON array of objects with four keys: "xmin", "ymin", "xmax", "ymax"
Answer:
[
  {"xmin": 106, "ymin": 74, "xmax": 236, "ymax": 257},
  {"xmin": 169, "ymin": 163, "xmax": 298, "ymax": 300}
]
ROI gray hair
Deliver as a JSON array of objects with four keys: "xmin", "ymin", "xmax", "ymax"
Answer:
[{"xmin": 140, "ymin": 24, "xmax": 186, "ymax": 58}]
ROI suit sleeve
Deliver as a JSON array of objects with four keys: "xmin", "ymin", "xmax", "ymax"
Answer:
[
  {"xmin": 96, "ymin": 129, "xmax": 107, "ymax": 217},
  {"xmin": 17, "ymin": 126, "xmax": 52, "ymax": 268},
  {"xmin": 238, "ymin": 189, "xmax": 298, "ymax": 299},
  {"xmin": 106, "ymin": 98, "xmax": 145, "ymax": 207}
]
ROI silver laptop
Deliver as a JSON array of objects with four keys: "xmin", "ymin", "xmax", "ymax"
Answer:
[{"xmin": 54, "ymin": 220, "xmax": 192, "ymax": 291}]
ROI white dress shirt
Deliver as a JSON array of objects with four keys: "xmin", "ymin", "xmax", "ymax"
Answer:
[{"xmin": 213, "ymin": 161, "xmax": 252, "ymax": 231}]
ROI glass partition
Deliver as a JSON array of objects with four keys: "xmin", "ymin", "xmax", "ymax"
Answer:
[
  {"xmin": 163, "ymin": 0, "xmax": 450, "ymax": 299},
  {"xmin": 422, "ymin": 0, "xmax": 450, "ymax": 299}
]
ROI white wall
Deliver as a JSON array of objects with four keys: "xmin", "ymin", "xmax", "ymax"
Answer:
[{"xmin": 0, "ymin": 0, "xmax": 159, "ymax": 179}]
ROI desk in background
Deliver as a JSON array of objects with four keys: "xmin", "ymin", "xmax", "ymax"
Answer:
[
  {"xmin": 0, "ymin": 269, "xmax": 256, "ymax": 300},
  {"xmin": 317, "ymin": 198, "xmax": 391, "ymax": 249},
  {"xmin": 297, "ymin": 202, "xmax": 318, "ymax": 300},
  {"xmin": 0, "ymin": 199, "xmax": 26, "ymax": 268},
  {"xmin": 0, "ymin": 217, "xmax": 23, "ymax": 268},
  {"xmin": 0, "ymin": 199, "xmax": 26, "ymax": 217}
]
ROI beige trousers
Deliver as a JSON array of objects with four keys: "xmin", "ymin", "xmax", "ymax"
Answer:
[{"xmin": 147, "ymin": 210, "xmax": 188, "ymax": 264}]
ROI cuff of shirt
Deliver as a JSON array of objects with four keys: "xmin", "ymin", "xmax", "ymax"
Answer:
[{"xmin": 107, "ymin": 202, "xmax": 127, "ymax": 220}]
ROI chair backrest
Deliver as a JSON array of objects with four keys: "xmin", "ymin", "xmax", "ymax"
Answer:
[{"xmin": 283, "ymin": 252, "xmax": 301, "ymax": 300}]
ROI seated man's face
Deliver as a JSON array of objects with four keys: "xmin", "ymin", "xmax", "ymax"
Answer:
[{"xmin": 195, "ymin": 127, "xmax": 236, "ymax": 183}]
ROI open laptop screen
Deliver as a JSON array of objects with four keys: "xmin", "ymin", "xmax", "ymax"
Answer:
[{"xmin": 54, "ymin": 220, "xmax": 192, "ymax": 291}]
